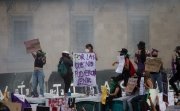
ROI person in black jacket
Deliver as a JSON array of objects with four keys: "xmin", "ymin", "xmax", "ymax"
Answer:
[
  {"xmin": 58, "ymin": 51, "xmax": 73, "ymax": 96},
  {"xmin": 169, "ymin": 46, "xmax": 180, "ymax": 96}
]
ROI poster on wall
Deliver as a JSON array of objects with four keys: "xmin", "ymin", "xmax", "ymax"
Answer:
[
  {"xmin": 24, "ymin": 39, "xmax": 41, "ymax": 53},
  {"xmin": 73, "ymin": 53, "xmax": 96, "ymax": 86}
]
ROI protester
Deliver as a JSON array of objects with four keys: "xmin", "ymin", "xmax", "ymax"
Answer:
[
  {"xmin": 31, "ymin": 50, "xmax": 46, "ymax": 97},
  {"xmin": 85, "ymin": 44, "xmax": 98, "ymax": 61},
  {"xmin": 150, "ymin": 48, "xmax": 163, "ymax": 93},
  {"xmin": 58, "ymin": 51, "xmax": 73, "ymax": 96},
  {"xmin": 128, "ymin": 74, "xmax": 153, "ymax": 111},
  {"xmin": 169, "ymin": 46, "xmax": 180, "ymax": 96},
  {"xmin": 134, "ymin": 41, "xmax": 150, "ymax": 87},
  {"xmin": 112, "ymin": 48, "xmax": 131, "ymax": 87},
  {"xmin": 101, "ymin": 77, "xmax": 122, "ymax": 111}
]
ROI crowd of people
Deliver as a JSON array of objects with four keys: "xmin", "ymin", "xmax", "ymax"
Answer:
[{"xmin": 30, "ymin": 41, "xmax": 180, "ymax": 111}]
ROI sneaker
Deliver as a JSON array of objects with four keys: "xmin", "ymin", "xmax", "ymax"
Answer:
[{"xmin": 39, "ymin": 95, "xmax": 44, "ymax": 98}]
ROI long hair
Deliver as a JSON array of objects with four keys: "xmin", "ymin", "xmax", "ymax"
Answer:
[{"xmin": 138, "ymin": 41, "xmax": 146, "ymax": 63}]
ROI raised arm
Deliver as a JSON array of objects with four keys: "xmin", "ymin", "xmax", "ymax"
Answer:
[
  {"xmin": 109, "ymin": 87, "xmax": 120, "ymax": 96},
  {"xmin": 31, "ymin": 52, "xmax": 36, "ymax": 59}
]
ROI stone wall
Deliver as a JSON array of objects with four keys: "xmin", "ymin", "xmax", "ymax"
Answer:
[{"xmin": 0, "ymin": 0, "xmax": 179, "ymax": 81}]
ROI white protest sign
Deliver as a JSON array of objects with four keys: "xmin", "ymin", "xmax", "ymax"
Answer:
[
  {"xmin": 147, "ymin": 89, "xmax": 158, "ymax": 106},
  {"xmin": 73, "ymin": 53, "xmax": 96, "ymax": 86},
  {"xmin": 168, "ymin": 92, "xmax": 174, "ymax": 106},
  {"xmin": 139, "ymin": 77, "xmax": 145, "ymax": 95},
  {"xmin": 115, "ymin": 56, "xmax": 125, "ymax": 73},
  {"xmin": 0, "ymin": 90, "xmax": 4, "ymax": 100}
]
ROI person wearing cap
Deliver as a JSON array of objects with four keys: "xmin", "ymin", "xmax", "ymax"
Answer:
[
  {"xmin": 169, "ymin": 46, "xmax": 180, "ymax": 96},
  {"xmin": 150, "ymin": 48, "xmax": 163, "ymax": 93},
  {"xmin": 101, "ymin": 77, "xmax": 122, "ymax": 111},
  {"xmin": 31, "ymin": 50, "xmax": 46, "ymax": 97},
  {"xmin": 112, "ymin": 48, "xmax": 130, "ymax": 87},
  {"xmin": 58, "ymin": 51, "xmax": 73, "ymax": 96}
]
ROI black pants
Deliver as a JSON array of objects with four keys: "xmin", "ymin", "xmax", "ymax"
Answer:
[
  {"xmin": 169, "ymin": 71, "xmax": 180, "ymax": 94},
  {"xmin": 62, "ymin": 73, "xmax": 73, "ymax": 93},
  {"xmin": 116, "ymin": 70, "xmax": 130, "ymax": 87},
  {"xmin": 101, "ymin": 95, "xmax": 116, "ymax": 111}
]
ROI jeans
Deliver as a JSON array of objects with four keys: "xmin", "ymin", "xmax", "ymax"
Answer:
[
  {"xmin": 32, "ymin": 69, "xmax": 45, "ymax": 96},
  {"xmin": 150, "ymin": 72, "xmax": 163, "ymax": 93}
]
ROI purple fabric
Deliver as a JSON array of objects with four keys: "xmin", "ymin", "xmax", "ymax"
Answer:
[{"xmin": 11, "ymin": 93, "xmax": 31, "ymax": 111}]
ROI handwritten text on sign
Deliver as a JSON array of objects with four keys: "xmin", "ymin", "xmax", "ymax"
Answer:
[{"xmin": 73, "ymin": 53, "xmax": 96, "ymax": 86}]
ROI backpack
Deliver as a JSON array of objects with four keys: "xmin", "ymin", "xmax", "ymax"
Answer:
[{"xmin": 58, "ymin": 61, "xmax": 67, "ymax": 76}]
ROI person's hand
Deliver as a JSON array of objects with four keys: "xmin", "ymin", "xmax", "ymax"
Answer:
[{"xmin": 112, "ymin": 62, "xmax": 118, "ymax": 66}]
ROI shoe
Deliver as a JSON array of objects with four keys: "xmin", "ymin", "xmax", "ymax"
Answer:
[{"xmin": 39, "ymin": 95, "xmax": 44, "ymax": 98}]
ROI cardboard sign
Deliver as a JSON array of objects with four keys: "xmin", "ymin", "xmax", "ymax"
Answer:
[
  {"xmin": 145, "ymin": 57, "xmax": 162, "ymax": 72},
  {"xmin": 73, "ymin": 53, "xmax": 96, "ymax": 86},
  {"xmin": 115, "ymin": 56, "xmax": 125, "ymax": 73},
  {"xmin": 2, "ymin": 101, "xmax": 21, "ymax": 111},
  {"xmin": 24, "ymin": 39, "xmax": 41, "ymax": 53},
  {"xmin": 125, "ymin": 78, "xmax": 138, "ymax": 93}
]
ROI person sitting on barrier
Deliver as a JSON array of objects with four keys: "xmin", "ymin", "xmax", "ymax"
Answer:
[
  {"xmin": 101, "ymin": 77, "xmax": 122, "ymax": 111},
  {"xmin": 129, "ymin": 74, "xmax": 153, "ymax": 111}
]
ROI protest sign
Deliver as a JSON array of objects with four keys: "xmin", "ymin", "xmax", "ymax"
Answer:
[
  {"xmin": 125, "ymin": 78, "xmax": 138, "ymax": 93},
  {"xmin": 24, "ymin": 39, "xmax": 41, "ymax": 53},
  {"xmin": 139, "ymin": 77, "xmax": 145, "ymax": 95},
  {"xmin": 161, "ymin": 72, "xmax": 168, "ymax": 103},
  {"xmin": 145, "ymin": 57, "xmax": 162, "ymax": 72},
  {"xmin": 115, "ymin": 56, "xmax": 125, "ymax": 73},
  {"xmin": 73, "ymin": 53, "xmax": 96, "ymax": 86}
]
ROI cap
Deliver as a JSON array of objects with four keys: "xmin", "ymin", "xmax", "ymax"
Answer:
[{"xmin": 62, "ymin": 51, "xmax": 70, "ymax": 54}]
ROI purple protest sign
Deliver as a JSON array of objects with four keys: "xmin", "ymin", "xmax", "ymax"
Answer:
[{"xmin": 73, "ymin": 53, "xmax": 96, "ymax": 86}]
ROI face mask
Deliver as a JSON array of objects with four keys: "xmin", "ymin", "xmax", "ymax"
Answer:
[
  {"xmin": 85, "ymin": 49, "xmax": 90, "ymax": 53},
  {"xmin": 152, "ymin": 55, "xmax": 158, "ymax": 57}
]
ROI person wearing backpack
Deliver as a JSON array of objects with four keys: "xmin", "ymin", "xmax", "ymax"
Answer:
[{"xmin": 58, "ymin": 51, "xmax": 73, "ymax": 96}]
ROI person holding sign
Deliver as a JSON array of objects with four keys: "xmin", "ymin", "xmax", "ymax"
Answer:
[
  {"xmin": 149, "ymin": 49, "xmax": 163, "ymax": 93},
  {"xmin": 31, "ymin": 50, "xmax": 46, "ymax": 97},
  {"xmin": 112, "ymin": 48, "xmax": 131, "ymax": 87},
  {"xmin": 85, "ymin": 44, "xmax": 98, "ymax": 61},
  {"xmin": 58, "ymin": 51, "xmax": 73, "ymax": 96},
  {"xmin": 169, "ymin": 46, "xmax": 180, "ymax": 96},
  {"xmin": 101, "ymin": 77, "xmax": 122, "ymax": 111}
]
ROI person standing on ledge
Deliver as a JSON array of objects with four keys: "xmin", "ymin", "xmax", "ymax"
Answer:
[
  {"xmin": 58, "ymin": 51, "xmax": 73, "ymax": 96},
  {"xmin": 169, "ymin": 46, "xmax": 180, "ymax": 96},
  {"xmin": 31, "ymin": 50, "xmax": 46, "ymax": 97},
  {"xmin": 85, "ymin": 44, "xmax": 98, "ymax": 61}
]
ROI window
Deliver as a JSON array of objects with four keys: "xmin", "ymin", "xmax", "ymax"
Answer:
[
  {"xmin": 10, "ymin": 16, "xmax": 32, "ymax": 58},
  {"xmin": 71, "ymin": 16, "xmax": 94, "ymax": 52},
  {"xmin": 128, "ymin": 15, "xmax": 149, "ymax": 55}
]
